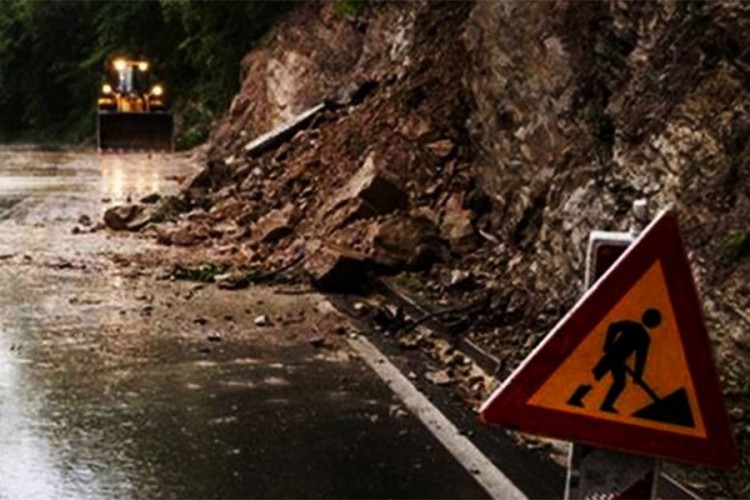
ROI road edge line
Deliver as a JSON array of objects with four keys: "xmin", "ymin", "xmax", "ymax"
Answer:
[{"xmin": 347, "ymin": 334, "xmax": 527, "ymax": 500}]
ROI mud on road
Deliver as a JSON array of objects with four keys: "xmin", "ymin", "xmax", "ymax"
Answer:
[{"xmin": 0, "ymin": 150, "xmax": 498, "ymax": 499}]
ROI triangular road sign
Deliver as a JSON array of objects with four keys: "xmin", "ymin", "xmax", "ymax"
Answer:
[{"xmin": 480, "ymin": 211, "xmax": 738, "ymax": 469}]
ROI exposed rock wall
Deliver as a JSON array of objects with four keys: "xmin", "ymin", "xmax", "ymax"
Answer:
[
  {"xmin": 465, "ymin": 0, "xmax": 750, "ymax": 357},
  {"xmin": 209, "ymin": 1, "xmax": 418, "ymax": 158}
]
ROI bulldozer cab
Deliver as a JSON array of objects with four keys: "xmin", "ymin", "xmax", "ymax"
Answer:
[{"xmin": 97, "ymin": 57, "xmax": 173, "ymax": 151}]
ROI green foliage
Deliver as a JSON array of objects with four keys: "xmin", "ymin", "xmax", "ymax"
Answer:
[
  {"xmin": 394, "ymin": 272, "xmax": 427, "ymax": 296},
  {"xmin": 333, "ymin": 0, "xmax": 365, "ymax": 18},
  {"xmin": 171, "ymin": 262, "xmax": 228, "ymax": 283},
  {"xmin": 675, "ymin": 0, "xmax": 707, "ymax": 22},
  {"xmin": 722, "ymin": 231, "xmax": 750, "ymax": 260},
  {"xmin": 175, "ymin": 100, "xmax": 214, "ymax": 150},
  {"xmin": 0, "ymin": 0, "xmax": 290, "ymax": 147}
]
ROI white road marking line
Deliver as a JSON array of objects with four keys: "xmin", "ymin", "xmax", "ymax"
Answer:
[{"xmin": 347, "ymin": 334, "xmax": 527, "ymax": 500}]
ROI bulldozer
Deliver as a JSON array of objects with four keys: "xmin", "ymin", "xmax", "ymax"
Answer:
[{"xmin": 97, "ymin": 57, "xmax": 173, "ymax": 151}]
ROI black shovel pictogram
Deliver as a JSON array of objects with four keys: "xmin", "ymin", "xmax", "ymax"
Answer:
[
  {"xmin": 567, "ymin": 366, "xmax": 694, "ymax": 428},
  {"xmin": 625, "ymin": 365, "xmax": 694, "ymax": 428}
]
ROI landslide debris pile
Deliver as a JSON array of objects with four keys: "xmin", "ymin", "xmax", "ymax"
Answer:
[
  {"xmin": 104, "ymin": 1, "xmax": 750, "ymax": 494},
  {"xmin": 107, "ymin": 1, "xmax": 482, "ymax": 295}
]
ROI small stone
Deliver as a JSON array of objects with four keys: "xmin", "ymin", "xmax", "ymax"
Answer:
[
  {"xmin": 254, "ymin": 315, "xmax": 268, "ymax": 327},
  {"xmin": 207, "ymin": 333, "xmax": 222, "ymax": 342},
  {"xmin": 194, "ymin": 317, "xmax": 208, "ymax": 326},
  {"xmin": 103, "ymin": 204, "xmax": 140, "ymax": 230},
  {"xmin": 425, "ymin": 370, "xmax": 453, "ymax": 386},
  {"xmin": 309, "ymin": 336, "xmax": 326, "ymax": 348},
  {"xmin": 728, "ymin": 407, "xmax": 745, "ymax": 421},
  {"xmin": 389, "ymin": 405, "xmax": 409, "ymax": 418},
  {"xmin": 426, "ymin": 138, "xmax": 455, "ymax": 159},
  {"xmin": 216, "ymin": 271, "xmax": 250, "ymax": 290},
  {"xmin": 449, "ymin": 269, "xmax": 473, "ymax": 287},
  {"xmin": 140, "ymin": 193, "xmax": 161, "ymax": 204}
]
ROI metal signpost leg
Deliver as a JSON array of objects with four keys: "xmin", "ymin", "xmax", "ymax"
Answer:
[{"xmin": 564, "ymin": 228, "xmax": 659, "ymax": 500}]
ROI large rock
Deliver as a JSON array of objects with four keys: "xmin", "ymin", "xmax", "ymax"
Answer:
[
  {"xmin": 370, "ymin": 214, "xmax": 444, "ymax": 270},
  {"xmin": 304, "ymin": 241, "xmax": 370, "ymax": 291},
  {"xmin": 252, "ymin": 203, "xmax": 298, "ymax": 243},
  {"xmin": 326, "ymin": 153, "xmax": 408, "ymax": 222}
]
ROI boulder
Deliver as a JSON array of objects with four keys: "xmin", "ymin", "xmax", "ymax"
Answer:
[
  {"xmin": 304, "ymin": 241, "xmax": 370, "ymax": 292},
  {"xmin": 371, "ymin": 214, "xmax": 443, "ymax": 270},
  {"xmin": 326, "ymin": 153, "xmax": 408, "ymax": 221},
  {"xmin": 253, "ymin": 203, "xmax": 297, "ymax": 243}
]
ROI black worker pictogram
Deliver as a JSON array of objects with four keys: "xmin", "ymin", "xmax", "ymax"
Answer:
[{"xmin": 567, "ymin": 308, "xmax": 694, "ymax": 428}]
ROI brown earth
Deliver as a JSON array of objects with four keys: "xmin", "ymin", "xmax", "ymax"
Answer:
[{"xmin": 105, "ymin": 1, "xmax": 750, "ymax": 496}]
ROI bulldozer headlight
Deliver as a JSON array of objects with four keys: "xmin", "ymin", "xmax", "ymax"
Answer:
[
  {"xmin": 138, "ymin": 61, "xmax": 149, "ymax": 72},
  {"xmin": 151, "ymin": 85, "xmax": 164, "ymax": 97},
  {"xmin": 102, "ymin": 84, "xmax": 113, "ymax": 95},
  {"xmin": 113, "ymin": 58, "xmax": 127, "ymax": 72}
]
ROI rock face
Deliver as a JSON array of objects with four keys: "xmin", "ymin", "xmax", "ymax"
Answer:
[{"xmin": 208, "ymin": 2, "xmax": 417, "ymax": 160}]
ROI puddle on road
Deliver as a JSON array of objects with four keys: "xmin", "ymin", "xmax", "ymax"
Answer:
[{"xmin": 0, "ymin": 150, "xmax": 193, "ymax": 225}]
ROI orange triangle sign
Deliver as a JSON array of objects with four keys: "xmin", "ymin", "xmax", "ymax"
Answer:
[{"xmin": 480, "ymin": 211, "xmax": 738, "ymax": 469}]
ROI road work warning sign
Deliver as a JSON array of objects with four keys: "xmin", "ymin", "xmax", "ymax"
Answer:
[{"xmin": 480, "ymin": 211, "xmax": 738, "ymax": 468}]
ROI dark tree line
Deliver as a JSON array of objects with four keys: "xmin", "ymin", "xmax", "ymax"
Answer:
[{"xmin": 0, "ymin": 0, "xmax": 289, "ymax": 148}]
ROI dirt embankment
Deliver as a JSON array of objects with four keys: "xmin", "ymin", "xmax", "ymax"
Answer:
[{"xmin": 105, "ymin": 1, "xmax": 750, "ymax": 495}]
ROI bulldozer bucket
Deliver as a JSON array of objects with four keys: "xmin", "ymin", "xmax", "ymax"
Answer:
[{"xmin": 97, "ymin": 112, "xmax": 174, "ymax": 152}]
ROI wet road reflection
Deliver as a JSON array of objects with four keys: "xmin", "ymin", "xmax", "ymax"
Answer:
[
  {"xmin": 99, "ymin": 154, "xmax": 180, "ymax": 202},
  {"xmin": 0, "ymin": 150, "xmax": 488, "ymax": 498}
]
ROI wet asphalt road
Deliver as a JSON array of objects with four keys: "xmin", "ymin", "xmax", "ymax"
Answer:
[{"xmin": 0, "ymin": 149, "xmax": 490, "ymax": 499}]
